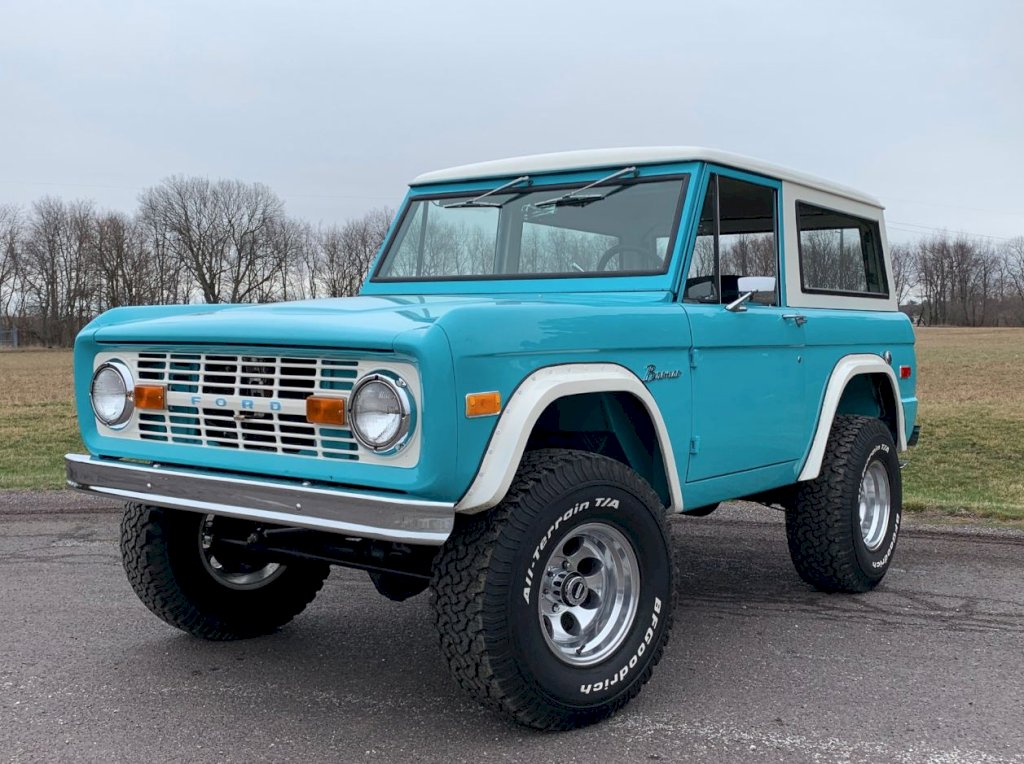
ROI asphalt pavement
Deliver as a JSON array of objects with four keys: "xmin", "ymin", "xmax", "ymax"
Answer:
[{"xmin": 1, "ymin": 494, "xmax": 1022, "ymax": 763}]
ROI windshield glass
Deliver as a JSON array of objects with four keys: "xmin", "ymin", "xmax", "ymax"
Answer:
[{"xmin": 374, "ymin": 175, "xmax": 688, "ymax": 281}]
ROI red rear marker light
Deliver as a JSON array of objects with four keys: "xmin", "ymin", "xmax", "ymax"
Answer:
[{"xmin": 899, "ymin": 365, "xmax": 912, "ymax": 379}]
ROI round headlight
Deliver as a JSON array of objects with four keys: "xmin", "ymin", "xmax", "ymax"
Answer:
[
  {"xmin": 349, "ymin": 373, "xmax": 412, "ymax": 453},
  {"xmin": 90, "ymin": 361, "xmax": 134, "ymax": 427}
]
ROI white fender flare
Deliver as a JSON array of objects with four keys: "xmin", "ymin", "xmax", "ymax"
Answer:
[
  {"xmin": 455, "ymin": 363, "xmax": 684, "ymax": 514},
  {"xmin": 798, "ymin": 354, "xmax": 907, "ymax": 482}
]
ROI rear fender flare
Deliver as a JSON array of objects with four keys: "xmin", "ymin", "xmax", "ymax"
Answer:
[{"xmin": 798, "ymin": 354, "xmax": 907, "ymax": 482}]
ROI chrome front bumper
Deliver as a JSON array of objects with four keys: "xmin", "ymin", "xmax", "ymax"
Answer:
[{"xmin": 65, "ymin": 454, "xmax": 454, "ymax": 545}]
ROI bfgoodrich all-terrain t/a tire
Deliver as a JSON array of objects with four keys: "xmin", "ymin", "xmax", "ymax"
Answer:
[
  {"xmin": 121, "ymin": 503, "xmax": 330, "ymax": 640},
  {"xmin": 786, "ymin": 415, "xmax": 903, "ymax": 593},
  {"xmin": 430, "ymin": 449, "xmax": 674, "ymax": 730}
]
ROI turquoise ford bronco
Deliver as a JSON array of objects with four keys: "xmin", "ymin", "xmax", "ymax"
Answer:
[{"xmin": 68, "ymin": 148, "xmax": 919, "ymax": 729}]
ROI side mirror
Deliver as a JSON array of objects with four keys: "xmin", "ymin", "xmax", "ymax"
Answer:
[
  {"xmin": 726, "ymin": 276, "xmax": 777, "ymax": 312},
  {"xmin": 737, "ymin": 276, "xmax": 776, "ymax": 294}
]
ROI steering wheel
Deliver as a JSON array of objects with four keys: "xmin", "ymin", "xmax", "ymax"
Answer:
[{"xmin": 596, "ymin": 244, "xmax": 663, "ymax": 272}]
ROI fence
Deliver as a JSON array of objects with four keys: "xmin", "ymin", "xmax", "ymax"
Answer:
[{"xmin": 0, "ymin": 327, "xmax": 19, "ymax": 348}]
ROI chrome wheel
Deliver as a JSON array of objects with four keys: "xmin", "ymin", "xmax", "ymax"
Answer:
[
  {"xmin": 199, "ymin": 515, "xmax": 285, "ymax": 590},
  {"xmin": 537, "ymin": 523, "xmax": 640, "ymax": 667},
  {"xmin": 858, "ymin": 461, "xmax": 891, "ymax": 551}
]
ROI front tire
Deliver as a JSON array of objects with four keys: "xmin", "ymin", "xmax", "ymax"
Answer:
[
  {"xmin": 786, "ymin": 415, "xmax": 902, "ymax": 593},
  {"xmin": 121, "ymin": 504, "xmax": 330, "ymax": 640},
  {"xmin": 431, "ymin": 450, "xmax": 673, "ymax": 730}
]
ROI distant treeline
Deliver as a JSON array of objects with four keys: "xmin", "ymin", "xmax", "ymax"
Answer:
[
  {"xmin": 1, "ymin": 176, "xmax": 1022, "ymax": 347},
  {"xmin": 891, "ymin": 235, "xmax": 1024, "ymax": 327},
  {"xmin": 0, "ymin": 176, "xmax": 392, "ymax": 347}
]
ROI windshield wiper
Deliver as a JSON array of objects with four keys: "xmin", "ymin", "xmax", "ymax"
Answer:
[
  {"xmin": 441, "ymin": 175, "xmax": 531, "ymax": 209},
  {"xmin": 534, "ymin": 166, "xmax": 638, "ymax": 208}
]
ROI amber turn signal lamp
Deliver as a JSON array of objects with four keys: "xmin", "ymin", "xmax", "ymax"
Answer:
[
  {"xmin": 133, "ymin": 384, "xmax": 166, "ymax": 411},
  {"xmin": 466, "ymin": 391, "xmax": 501, "ymax": 418},
  {"xmin": 306, "ymin": 396, "xmax": 346, "ymax": 426}
]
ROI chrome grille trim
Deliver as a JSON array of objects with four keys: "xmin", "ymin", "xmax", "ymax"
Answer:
[
  {"xmin": 94, "ymin": 350, "xmax": 421, "ymax": 467},
  {"xmin": 134, "ymin": 352, "xmax": 360, "ymax": 398}
]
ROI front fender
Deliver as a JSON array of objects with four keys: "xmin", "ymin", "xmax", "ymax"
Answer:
[{"xmin": 455, "ymin": 363, "xmax": 683, "ymax": 514}]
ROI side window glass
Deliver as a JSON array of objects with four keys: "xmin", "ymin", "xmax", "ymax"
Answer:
[
  {"xmin": 797, "ymin": 203, "xmax": 888, "ymax": 296},
  {"xmin": 684, "ymin": 185, "xmax": 718, "ymax": 301},
  {"xmin": 684, "ymin": 175, "xmax": 779, "ymax": 305}
]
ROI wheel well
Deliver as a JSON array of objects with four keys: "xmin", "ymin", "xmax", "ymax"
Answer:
[
  {"xmin": 835, "ymin": 373, "xmax": 899, "ymax": 444},
  {"xmin": 524, "ymin": 392, "xmax": 670, "ymax": 506}
]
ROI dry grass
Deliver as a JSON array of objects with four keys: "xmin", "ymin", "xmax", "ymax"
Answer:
[
  {"xmin": 903, "ymin": 327, "xmax": 1024, "ymax": 520},
  {"xmin": 0, "ymin": 349, "xmax": 82, "ymax": 489},
  {"xmin": 1, "ymin": 330, "xmax": 1022, "ymax": 520}
]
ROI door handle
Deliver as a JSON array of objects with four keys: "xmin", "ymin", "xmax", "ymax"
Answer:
[{"xmin": 782, "ymin": 314, "xmax": 808, "ymax": 326}]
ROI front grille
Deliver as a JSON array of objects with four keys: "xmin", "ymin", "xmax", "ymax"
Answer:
[{"xmin": 129, "ymin": 352, "xmax": 362, "ymax": 461}]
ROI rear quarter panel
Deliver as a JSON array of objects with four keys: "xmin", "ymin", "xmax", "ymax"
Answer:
[{"xmin": 800, "ymin": 309, "xmax": 918, "ymax": 446}]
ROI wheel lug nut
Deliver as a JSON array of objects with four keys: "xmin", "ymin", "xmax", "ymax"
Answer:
[{"xmin": 552, "ymin": 604, "xmax": 560, "ymax": 613}]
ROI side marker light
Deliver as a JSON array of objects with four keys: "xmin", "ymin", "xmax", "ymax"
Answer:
[{"xmin": 466, "ymin": 391, "xmax": 502, "ymax": 418}]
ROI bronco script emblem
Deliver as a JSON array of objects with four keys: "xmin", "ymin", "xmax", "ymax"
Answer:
[{"xmin": 644, "ymin": 364, "xmax": 682, "ymax": 382}]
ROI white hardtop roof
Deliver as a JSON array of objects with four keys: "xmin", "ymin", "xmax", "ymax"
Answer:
[{"xmin": 411, "ymin": 146, "xmax": 882, "ymax": 208}]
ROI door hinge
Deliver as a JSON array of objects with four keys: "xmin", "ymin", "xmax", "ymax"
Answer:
[
  {"xmin": 689, "ymin": 347, "xmax": 700, "ymax": 369},
  {"xmin": 689, "ymin": 435, "xmax": 700, "ymax": 455}
]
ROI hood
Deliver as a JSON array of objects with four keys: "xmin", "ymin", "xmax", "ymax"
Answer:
[
  {"xmin": 86, "ymin": 292, "xmax": 676, "ymax": 351},
  {"xmin": 87, "ymin": 295, "xmax": 498, "ymax": 350}
]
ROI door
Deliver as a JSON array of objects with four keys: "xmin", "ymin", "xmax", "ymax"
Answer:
[{"xmin": 682, "ymin": 171, "xmax": 807, "ymax": 482}]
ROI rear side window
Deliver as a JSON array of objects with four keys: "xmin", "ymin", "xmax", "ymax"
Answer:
[{"xmin": 796, "ymin": 203, "xmax": 888, "ymax": 297}]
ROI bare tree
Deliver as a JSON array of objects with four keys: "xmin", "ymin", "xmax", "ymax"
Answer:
[
  {"xmin": 314, "ymin": 207, "xmax": 393, "ymax": 297},
  {"xmin": 889, "ymin": 243, "xmax": 917, "ymax": 306},
  {"xmin": 139, "ymin": 176, "xmax": 287, "ymax": 304},
  {"xmin": 19, "ymin": 198, "xmax": 97, "ymax": 345},
  {"xmin": 0, "ymin": 204, "xmax": 22, "ymax": 322},
  {"xmin": 94, "ymin": 211, "xmax": 172, "ymax": 310},
  {"xmin": 1005, "ymin": 237, "xmax": 1024, "ymax": 324}
]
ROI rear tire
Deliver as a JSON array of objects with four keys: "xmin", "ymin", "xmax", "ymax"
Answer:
[
  {"xmin": 431, "ymin": 449, "xmax": 673, "ymax": 730},
  {"xmin": 121, "ymin": 504, "xmax": 330, "ymax": 640},
  {"xmin": 786, "ymin": 416, "xmax": 902, "ymax": 593}
]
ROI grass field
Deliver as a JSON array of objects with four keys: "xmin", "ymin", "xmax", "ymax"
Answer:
[
  {"xmin": 0, "ymin": 349, "xmax": 82, "ymax": 491},
  {"xmin": 902, "ymin": 328, "xmax": 1024, "ymax": 521},
  {"xmin": 2, "ymin": 329, "xmax": 1023, "ymax": 520}
]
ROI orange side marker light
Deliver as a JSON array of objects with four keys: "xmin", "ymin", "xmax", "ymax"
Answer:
[
  {"xmin": 134, "ymin": 385, "xmax": 166, "ymax": 410},
  {"xmin": 466, "ymin": 391, "xmax": 502, "ymax": 418},
  {"xmin": 306, "ymin": 396, "xmax": 346, "ymax": 426}
]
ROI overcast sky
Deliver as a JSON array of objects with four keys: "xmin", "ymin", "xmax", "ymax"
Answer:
[{"xmin": 2, "ymin": 1, "xmax": 1022, "ymax": 243}]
